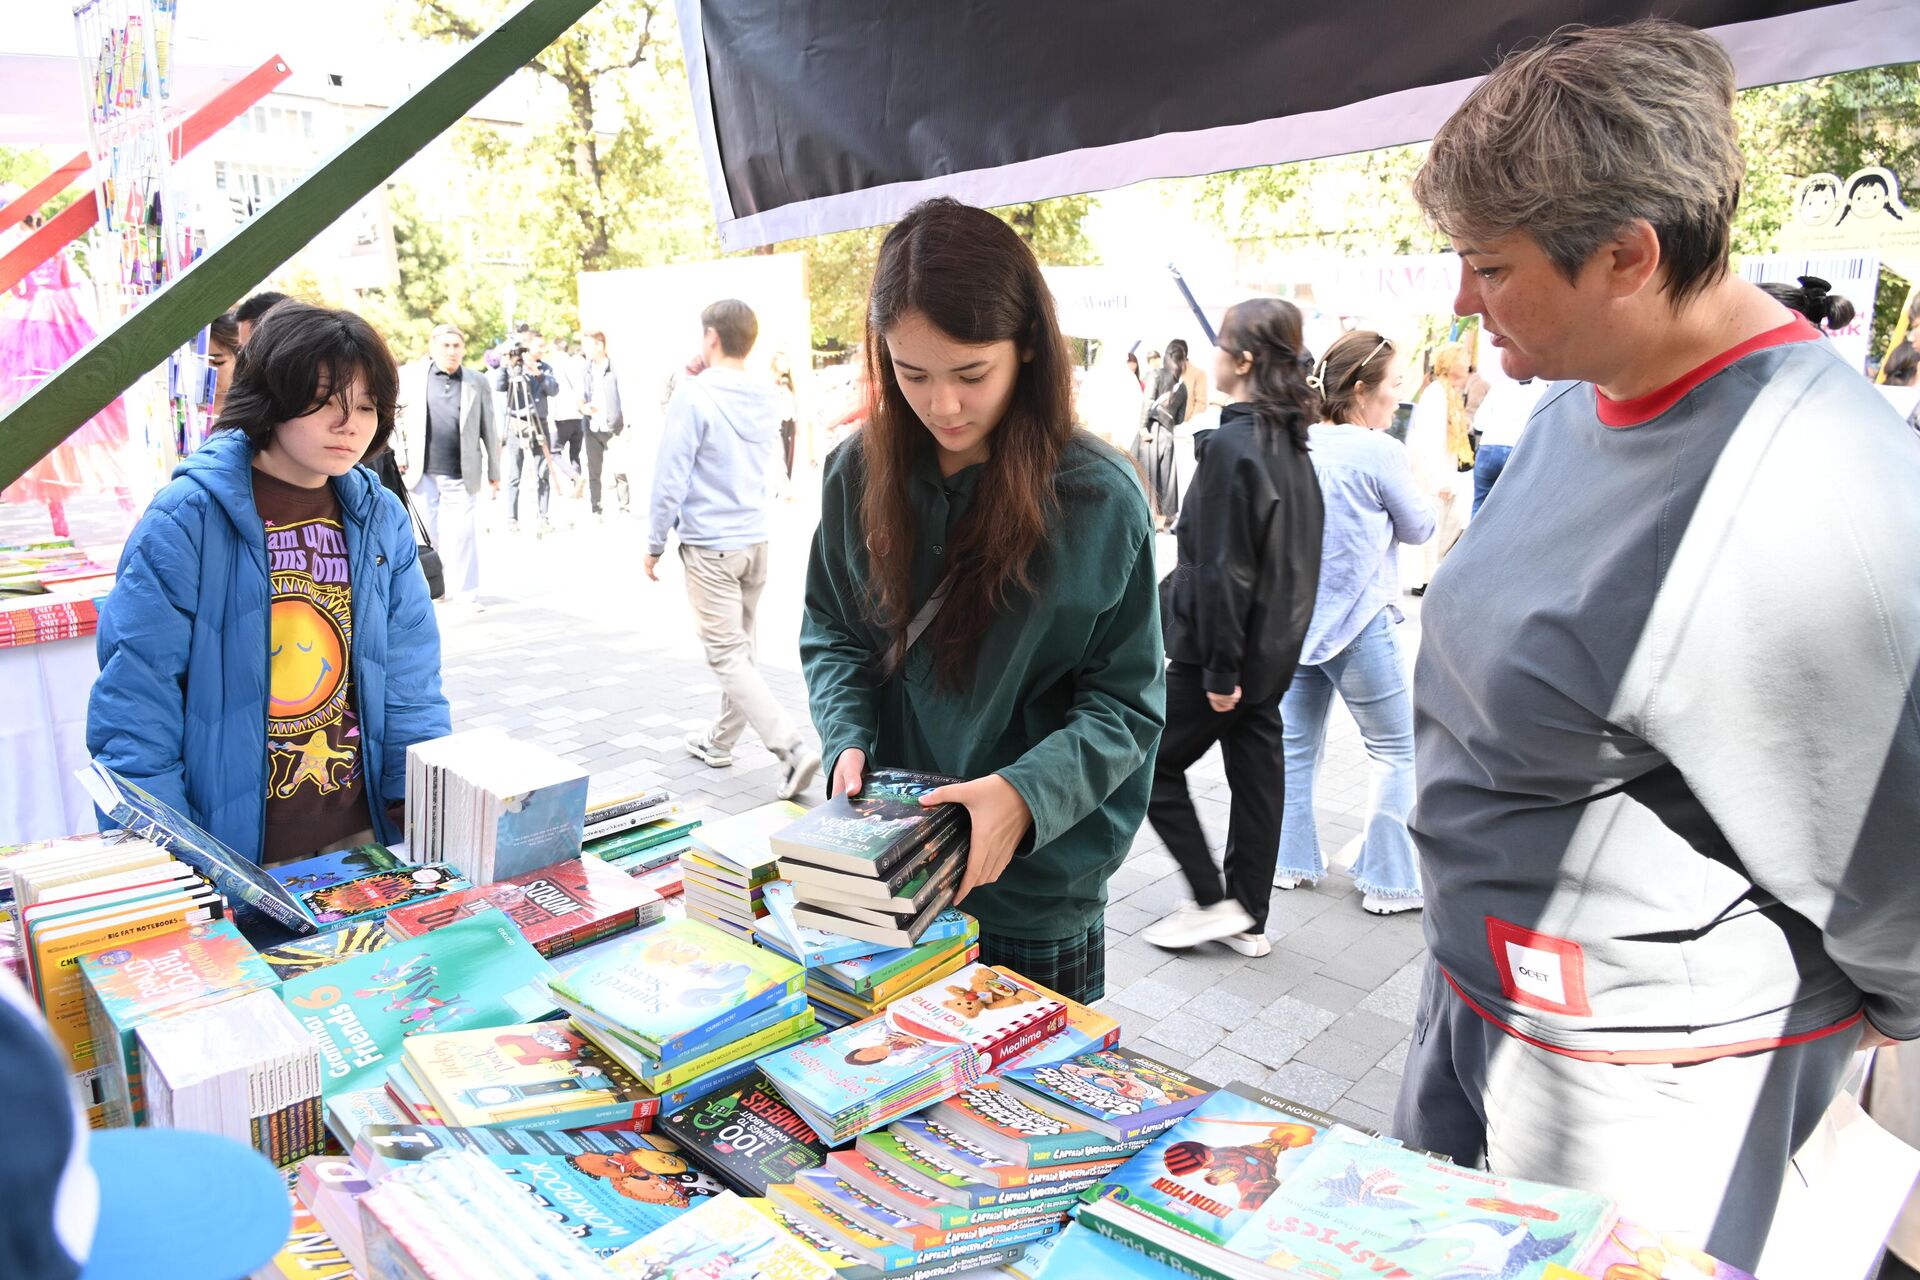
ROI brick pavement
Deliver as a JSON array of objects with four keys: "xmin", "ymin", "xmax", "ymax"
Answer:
[{"xmin": 11, "ymin": 478, "xmax": 1426, "ymax": 1130}]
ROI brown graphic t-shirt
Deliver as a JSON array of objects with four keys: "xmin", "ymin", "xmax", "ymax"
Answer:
[{"xmin": 254, "ymin": 468, "xmax": 370, "ymax": 860}]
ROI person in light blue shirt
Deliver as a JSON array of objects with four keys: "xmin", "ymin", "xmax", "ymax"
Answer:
[{"xmin": 1275, "ymin": 331, "xmax": 1434, "ymax": 913}]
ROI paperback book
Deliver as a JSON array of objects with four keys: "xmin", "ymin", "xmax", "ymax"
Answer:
[
  {"xmin": 403, "ymin": 1021, "xmax": 659, "ymax": 1130},
  {"xmin": 140, "ymin": 988, "xmax": 326, "ymax": 1166},
  {"xmin": 604, "ymin": 1191, "xmax": 836, "ymax": 1280},
  {"xmin": 825, "ymin": 1150, "xmax": 1086, "ymax": 1231},
  {"xmin": 927, "ymin": 1080, "xmax": 1143, "ymax": 1169},
  {"xmin": 758, "ymin": 1012, "xmax": 984, "ymax": 1144},
  {"xmin": 254, "ymin": 1175, "xmax": 355, "ymax": 1280},
  {"xmin": 687, "ymin": 801, "xmax": 809, "ymax": 876},
  {"xmin": 578, "ymin": 995, "xmax": 817, "ymax": 1092},
  {"xmin": 812, "ymin": 916, "xmax": 979, "ymax": 996},
  {"xmin": 789, "ymin": 1165, "xmax": 1068, "ymax": 1254},
  {"xmin": 405, "ymin": 730, "xmax": 591, "ymax": 884},
  {"xmin": 277, "ymin": 913, "xmax": 560, "ymax": 1097},
  {"xmin": 1000, "ymin": 1046, "xmax": 1215, "ymax": 1143},
  {"xmin": 271, "ymin": 845, "xmax": 469, "ymax": 928},
  {"xmin": 765, "ymin": 1180, "xmax": 1059, "ymax": 1275},
  {"xmin": 886, "ymin": 1114, "xmax": 1125, "ymax": 1190},
  {"xmin": 259, "ymin": 921, "xmax": 391, "ymax": 982},
  {"xmin": 385, "ymin": 856, "xmax": 662, "ymax": 958},
  {"xmin": 779, "ymin": 819, "xmax": 968, "ymax": 912},
  {"xmin": 750, "ymin": 1191, "xmax": 1045, "ymax": 1280},
  {"xmin": 885, "ymin": 964, "xmax": 1066, "ymax": 1072},
  {"xmin": 656, "ymin": 1068, "xmax": 833, "ymax": 1196},
  {"xmin": 854, "ymin": 1131, "xmax": 1113, "ymax": 1212},
  {"xmin": 771, "ymin": 769, "xmax": 962, "ymax": 879}
]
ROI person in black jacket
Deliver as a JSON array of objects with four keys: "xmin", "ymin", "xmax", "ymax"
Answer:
[{"xmin": 1142, "ymin": 299, "xmax": 1325, "ymax": 956}]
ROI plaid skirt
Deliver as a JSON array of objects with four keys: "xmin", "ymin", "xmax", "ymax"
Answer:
[{"xmin": 979, "ymin": 919, "xmax": 1106, "ymax": 1005}]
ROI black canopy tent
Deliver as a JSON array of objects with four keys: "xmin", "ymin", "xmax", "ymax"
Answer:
[{"xmin": 674, "ymin": 0, "xmax": 1920, "ymax": 250}]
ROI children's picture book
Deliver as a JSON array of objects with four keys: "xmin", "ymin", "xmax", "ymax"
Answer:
[
  {"xmin": 928, "ymin": 1081, "xmax": 1141, "ymax": 1169},
  {"xmin": 1001, "ymin": 1046, "xmax": 1215, "ymax": 1144},
  {"xmin": 1224, "ymin": 1140, "xmax": 1616, "ymax": 1278},
  {"xmin": 885, "ymin": 964, "xmax": 1066, "ymax": 1072},
  {"xmin": 283, "ymin": 858, "xmax": 470, "ymax": 929},
  {"xmin": 324, "ymin": 1085, "xmax": 408, "ymax": 1151},
  {"xmin": 582, "ymin": 997, "xmax": 817, "ymax": 1094},
  {"xmin": 404, "ymin": 1021, "xmax": 659, "ymax": 1130},
  {"xmin": 603, "ymin": 1190, "xmax": 838, "ymax": 1280},
  {"xmin": 385, "ymin": 856, "xmax": 662, "ymax": 958},
  {"xmin": 811, "ymin": 914, "xmax": 978, "ymax": 995},
  {"xmin": 765, "ymin": 1180, "xmax": 1059, "ymax": 1275},
  {"xmin": 278, "ymin": 913, "xmax": 559, "ymax": 1097},
  {"xmin": 853, "ymin": 1131, "xmax": 1111, "ymax": 1213},
  {"xmin": 546, "ymin": 918, "xmax": 803, "ymax": 1060},
  {"xmin": 1084, "ymin": 1082, "xmax": 1348, "ymax": 1246},
  {"xmin": 991, "ymin": 978, "xmax": 1123, "ymax": 1074},
  {"xmin": 789, "ymin": 1165, "xmax": 1067, "ymax": 1255},
  {"xmin": 757, "ymin": 1012, "xmax": 981, "ymax": 1144},
  {"xmin": 259, "ymin": 921, "xmax": 392, "ymax": 982},
  {"xmin": 655, "ymin": 1068, "xmax": 832, "ymax": 1197},
  {"xmin": 79, "ymin": 918, "xmax": 280, "ymax": 1127},
  {"xmin": 354, "ymin": 1123, "xmax": 715, "ymax": 1259},
  {"xmin": 825, "ymin": 1150, "xmax": 1085, "ymax": 1232},
  {"xmin": 887, "ymin": 1114, "xmax": 1125, "ymax": 1191},
  {"xmin": 770, "ymin": 768, "xmax": 961, "ymax": 878},
  {"xmin": 78, "ymin": 760, "xmax": 316, "ymax": 936},
  {"xmin": 270, "ymin": 843, "xmax": 405, "ymax": 891}
]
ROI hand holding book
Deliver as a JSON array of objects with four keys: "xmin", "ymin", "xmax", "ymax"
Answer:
[
  {"xmin": 830, "ymin": 747, "xmax": 867, "ymax": 799},
  {"xmin": 920, "ymin": 775, "xmax": 1032, "ymax": 901}
]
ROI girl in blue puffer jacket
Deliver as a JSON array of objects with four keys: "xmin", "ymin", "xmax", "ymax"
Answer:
[{"xmin": 87, "ymin": 302, "xmax": 451, "ymax": 865}]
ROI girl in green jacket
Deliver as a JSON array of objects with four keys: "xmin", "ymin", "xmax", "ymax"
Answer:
[{"xmin": 800, "ymin": 198, "xmax": 1167, "ymax": 1005}]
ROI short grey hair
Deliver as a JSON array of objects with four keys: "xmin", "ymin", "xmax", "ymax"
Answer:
[
  {"xmin": 1412, "ymin": 20, "xmax": 1745, "ymax": 304},
  {"xmin": 430, "ymin": 323, "xmax": 465, "ymax": 342}
]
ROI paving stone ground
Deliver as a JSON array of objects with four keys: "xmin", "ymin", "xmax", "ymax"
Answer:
[{"xmin": 12, "ymin": 474, "xmax": 1427, "ymax": 1131}]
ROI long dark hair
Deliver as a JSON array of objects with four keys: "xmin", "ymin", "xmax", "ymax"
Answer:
[
  {"xmin": 218, "ymin": 301, "xmax": 399, "ymax": 459},
  {"xmin": 1217, "ymin": 299, "xmax": 1314, "ymax": 452},
  {"xmin": 858, "ymin": 197, "xmax": 1074, "ymax": 687}
]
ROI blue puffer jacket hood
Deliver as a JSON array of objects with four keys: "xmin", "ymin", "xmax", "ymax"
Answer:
[{"xmin": 87, "ymin": 430, "xmax": 450, "ymax": 864}]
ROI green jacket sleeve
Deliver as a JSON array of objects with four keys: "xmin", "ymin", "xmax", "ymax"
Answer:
[
  {"xmin": 800, "ymin": 446, "xmax": 881, "ymax": 780},
  {"xmin": 997, "ymin": 523, "xmax": 1167, "ymax": 852}
]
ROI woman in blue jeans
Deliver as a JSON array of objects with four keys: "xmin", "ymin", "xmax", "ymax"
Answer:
[{"xmin": 1278, "ymin": 331, "xmax": 1434, "ymax": 913}]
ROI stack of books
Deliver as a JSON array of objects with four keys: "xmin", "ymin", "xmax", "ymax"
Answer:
[
  {"xmin": 585, "ymin": 810, "xmax": 701, "ymax": 901},
  {"xmin": 0, "ymin": 536, "xmax": 112, "ymax": 594},
  {"xmin": 759, "ymin": 964, "xmax": 1067, "ymax": 1143},
  {"xmin": 276, "ymin": 913, "xmax": 561, "ymax": 1099},
  {"xmin": 679, "ymin": 801, "xmax": 804, "ymax": 939},
  {"xmin": 397, "ymin": 1022, "xmax": 660, "ymax": 1133},
  {"xmin": 357, "ymin": 1150, "xmax": 607, "ymax": 1279},
  {"xmin": 798, "ymin": 911, "xmax": 981, "ymax": 1028},
  {"xmin": 656, "ymin": 1068, "xmax": 834, "ymax": 1196},
  {"xmin": 582, "ymin": 788, "xmax": 674, "ymax": 843},
  {"xmin": 773, "ymin": 769, "xmax": 967, "ymax": 948},
  {"xmin": 405, "ymin": 729, "xmax": 590, "ymax": 884},
  {"xmin": 138, "ymin": 987, "xmax": 325, "ymax": 1165},
  {"xmin": 79, "ymin": 918, "xmax": 281, "ymax": 1128},
  {"xmin": 354, "ymin": 1122, "xmax": 722, "ymax": 1259},
  {"xmin": 548, "ymin": 918, "xmax": 815, "ymax": 1108},
  {"xmin": 296, "ymin": 1156, "xmax": 374, "ymax": 1274},
  {"xmin": 254, "ymin": 1168, "xmax": 357, "ymax": 1280},
  {"xmin": 268, "ymin": 843, "xmax": 469, "ymax": 929},
  {"xmin": 605, "ymin": 1191, "xmax": 839, "ymax": 1279},
  {"xmin": 996, "ymin": 1045, "xmax": 1217, "ymax": 1147},
  {"xmin": 766, "ymin": 1166, "xmax": 1062, "ymax": 1277},
  {"xmin": 384, "ymin": 856, "xmax": 663, "ymax": 958}
]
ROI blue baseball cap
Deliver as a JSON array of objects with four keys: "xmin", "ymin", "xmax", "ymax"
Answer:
[{"xmin": 0, "ymin": 968, "xmax": 290, "ymax": 1280}]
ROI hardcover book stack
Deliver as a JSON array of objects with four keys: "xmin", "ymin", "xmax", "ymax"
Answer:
[
  {"xmin": 79, "ymin": 918, "xmax": 281, "ymax": 1127},
  {"xmin": 548, "ymin": 917, "xmax": 817, "ymax": 1112},
  {"xmin": 397, "ymin": 1022, "xmax": 661, "ymax": 1133},
  {"xmin": 384, "ymin": 855, "xmax": 663, "ymax": 958},
  {"xmin": 678, "ymin": 801, "xmax": 804, "ymax": 939},
  {"xmin": 773, "ymin": 769, "xmax": 968, "ymax": 949},
  {"xmin": 138, "ymin": 987, "xmax": 326, "ymax": 1165},
  {"xmin": 404, "ymin": 729, "xmax": 590, "ymax": 885},
  {"xmin": 758, "ymin": 964, "xmax": 1067, "ymax": 1143},
  {"xmin": 269, "ymin": 844, "xmax": 469, "ymax": 929}
]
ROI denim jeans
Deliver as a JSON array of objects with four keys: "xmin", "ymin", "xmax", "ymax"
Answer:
[
  {"xmin": 1277, "ymin": 610, "xmax": 1422, "ymax": 897},
  {"xmin": 1473, "ymin": 443, "xmax": 1513, "ymax": 515}
]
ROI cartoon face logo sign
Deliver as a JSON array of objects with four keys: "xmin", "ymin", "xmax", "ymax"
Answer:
[
  {"xmin": 1795, "ymin": 174, "xmax": 1843, "ymax": 227},
  {"xmin": 1795, "ymin": 167, "xmax": 1911, "ymax": 229},
  {"xmin": 270, "ymin": 597, "xmax": 346, "ymax": 717}
]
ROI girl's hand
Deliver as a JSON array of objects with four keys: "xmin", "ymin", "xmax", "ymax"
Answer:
[
  {"xmin": 830, "ymin": 748, "xmax": 867, "ymax": 799},
  {"xmin": 1207, "ymin": 685, "xmax": 1242, "ymax": 713},
  {"xmin": 922, "ymin": 775, "xmax": 1033, "ymax": 902}
]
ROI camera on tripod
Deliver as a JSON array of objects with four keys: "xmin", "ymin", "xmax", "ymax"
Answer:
[{"xmin": 504, "ymin": 340, "xmax": 530, "ymax": 365}]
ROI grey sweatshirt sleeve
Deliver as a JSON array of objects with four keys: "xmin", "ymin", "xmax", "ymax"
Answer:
[
  {"xmin": 1615, "ymin": 366, "xmax": 1920, "ymax": 1040},
  {"xmin": 648, "ymin": 386, "xmax": 703, "ymax": 557}
]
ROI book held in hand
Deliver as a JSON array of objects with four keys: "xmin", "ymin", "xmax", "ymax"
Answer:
[{"xmin": 771, "ymin": 768, "xmax": 963, "ymax": 879}]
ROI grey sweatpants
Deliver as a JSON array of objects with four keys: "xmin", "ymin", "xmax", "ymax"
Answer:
[
  {"xmin": 679, "ymin": 541, "xmax": 799, "ymax": 758},
  {"xmin": 1393, "ymin": 956, "xmax": 1858, "ymax": 1273}
]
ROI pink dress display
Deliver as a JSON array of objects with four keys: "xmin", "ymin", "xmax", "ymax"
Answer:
[{"xmin": 1, "ymin": 253, "xmax": 135, "ymax": 535}]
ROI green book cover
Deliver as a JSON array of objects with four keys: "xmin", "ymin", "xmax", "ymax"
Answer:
[
  {"xmin": 546, "ymin": 917, "xmax": 803, "ymax": 1059},
  {"xmin": 771, "ymin": 770, "xmax": 960, "ymax": 878},
  {"xmin": 80, "ymin": 918, "xmax": 279, "ymax": 1127},
  {"xmin": 278, "ymin": 913, "xmax": 559, "ymax": 1098}
]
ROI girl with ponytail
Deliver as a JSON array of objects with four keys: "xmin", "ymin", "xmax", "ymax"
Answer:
[{"xmin": 1142, "ymin": 298, "xmax": 1326, "ymax": 956}]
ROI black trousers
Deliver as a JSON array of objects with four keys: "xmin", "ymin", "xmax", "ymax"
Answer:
[
  {"xmin": 1147, "ymin": 660, "xmax": 1287, "ymax": 931},
  {"xmin": 583, "ymin": 429, "xmax": 625, "ymax": 513},
  {"xmin": 551, "ymin": 418, "xmax": 585, "ymax": 471}
]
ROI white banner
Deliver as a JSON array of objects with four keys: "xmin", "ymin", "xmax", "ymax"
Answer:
[{"xmin": 1739, "ymin": 251, "xmax": 1881, "ymax": 373}]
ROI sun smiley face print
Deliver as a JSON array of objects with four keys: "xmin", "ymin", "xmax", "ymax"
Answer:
[{"xmin": 253, "ymin": 469, "xmax": 371, "ymax": 857}]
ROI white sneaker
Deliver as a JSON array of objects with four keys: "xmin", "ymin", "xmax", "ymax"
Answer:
[
  {"xmin": 684, "ymin": 731, "xmax": 733, "ymax": 769},
  {"xmin": 777, "ymin": 746, "xmax": 822, "ymax": 801},
  {"xmin": 1224, "ymin": 931, "xmax": 1271, "ymax": 957},
  {"xmin": 1362, "ymin": 892, "xmax": 1424, "ymax": 916},
  {"xmin": 1141, "ymin": 901, "xmax": 1257, "ymax": 951},
  {"xmin": 1274, "ymin": 875, "xmax": 1304, "ymax": 890}
]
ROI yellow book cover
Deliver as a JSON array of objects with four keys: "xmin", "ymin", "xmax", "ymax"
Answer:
[
  {"xmin": 402, "ymin": 1021, "xmax": 654, "ymax": 1129},
  {"xmin": 867, "ymin": 942, "xmax": 980, "ymax": 1006}
]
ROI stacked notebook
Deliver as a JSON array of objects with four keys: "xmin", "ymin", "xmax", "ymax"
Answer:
[
  {"xmin": 679, "ymin": 801, "xmax": 804, "ymax": 939},
  {"xmin": 773, "ymin": 769, "xmax": 967, "ymax": 948},
  {"xmin": 405, "ymin": 730, "xmax": 590, "ymax": 884},
  {"xmin": 139, "ymin": 987, "xmax": 326, "ymax": 1165},
  {"xmin": 398, "ymin": 1022, "xmax": 660, "ymax": 1132},
  {"xmin": 269, "ymin": 843, "xmax": 470, "ymax": 929},
  {"xmin": 547, "ymin": 918, "xmax": 815, "ymax": 1103},
  {"xmin": 384, "ymin": 856, "xmax": 663, "ymax": 958},
  {"xmin": 79, "ymin": 918, "xmax": 281, "ymax": 1127},
  {"xmin": 760, "ymin": 964, "xmax": 1067, "ymax": 1143}
]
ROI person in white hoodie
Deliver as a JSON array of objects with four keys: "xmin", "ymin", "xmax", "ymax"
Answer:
[{"xmin": 646, "ymin": 299, "xmax": 823, "ymax": 800}]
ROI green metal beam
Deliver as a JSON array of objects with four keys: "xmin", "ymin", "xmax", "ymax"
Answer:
[{"xmin": 0, "ymin": 0, "xmax": 601, "ymax": 491}]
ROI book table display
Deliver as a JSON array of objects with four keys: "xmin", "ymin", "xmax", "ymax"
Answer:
[{"xmin": 4, "ymin": 734, "xmax": 1776, "ymax": 1280}]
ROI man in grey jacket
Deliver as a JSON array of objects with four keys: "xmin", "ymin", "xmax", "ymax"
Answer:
[
  {"xmin": 397, "ymin": 323, "xmax": 498, "ymax": 604},
  {"xmin": 647, "ymin": 300, "xmax": 821, "ymax": 801},
  {"xmin": 1396, "ymin": 21, "xmax": 1919, "ymax": 1271}
]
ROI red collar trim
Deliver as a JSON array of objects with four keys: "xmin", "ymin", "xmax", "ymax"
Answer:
[{"xmin": 1595, "ymin": 317, "xmax": 1822, "ymax": 428}]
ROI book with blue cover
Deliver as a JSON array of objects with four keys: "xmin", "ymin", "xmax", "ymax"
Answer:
[
  {"xmin": 278, "ymin": 913, "xmax": 560, "ymax": 1097},
  {"xmin": 78, "ymin": 760, "xmax": 315, "ymax": 936},
  {"xmin": 1000, "ymin": 1046, "xmax": 1214, "ymax": 1143},
  {"xmin": 545, "ymin": 918, "xmax": 803, "ymax": 1060},
  {"xmin": 758, "ymin": 1013, "xmax": 981, "ymax": 1144},
  {"xmin": 270, "ymin": 846, "xmax": 469, "ymax": 928},
  {"xmin": 811, "ymin": 913, "xmax": 979, "ymax": 995}
]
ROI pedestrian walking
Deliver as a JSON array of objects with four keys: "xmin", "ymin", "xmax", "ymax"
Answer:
[
  {"xmin": 1140, "ymin": 299, "xmax": 1324, "ymax": 957},
  {"xmin": 801, "ymin": 198, "xmax": 1165, "ymax": 1005},
  {"xmin": 1271, "ymin": 331, "xmax": 1432, "ymax": 914},
  {"xmin": 647, "ymin": 300, "xmax": 823, "ymax": 802},
  {"xmin": 396, "ymin": 323, "xmax": 499, "ymax": 603},
  {"xmin": 496, "ymin": 328, "xmax": 559, "ymax": 535},
  {"xmin": 580, "ymin": 331, "xmax": 627, "ymax": 517}
]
